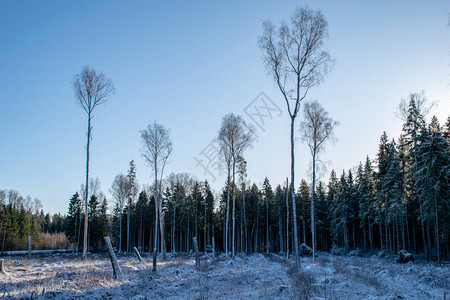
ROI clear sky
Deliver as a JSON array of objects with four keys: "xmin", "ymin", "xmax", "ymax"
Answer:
[{"xmin": 1, "ymin": 0, "xmax": 449, "ymax": 215}]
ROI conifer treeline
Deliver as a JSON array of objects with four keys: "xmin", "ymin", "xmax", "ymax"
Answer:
[
  {"xmin": 63, "ymin": 107, "xmax": 449, "ymax": 262},
  {"xmin": 0, "ymin": 190, "xmax": 66, "ymax": 251}
]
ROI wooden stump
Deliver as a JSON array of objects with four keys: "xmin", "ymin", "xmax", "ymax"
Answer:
[
  {"xmin": 28, "ymin": 236, "xmax": 32, "ymax": 259},
  {"xmin": 193, "ymin": 237, "xmax": 200, "ymax": 269},
  {"xmin": 0, "ymin": 259, "xmax": 6, "ymax": 274},
  {"xmin": 103, "ymin": 236, "xmax": 123, "ymax": 280},
  {"xmin": 133, "ymin": 247, "xmax": 144, "ymax": 263}
]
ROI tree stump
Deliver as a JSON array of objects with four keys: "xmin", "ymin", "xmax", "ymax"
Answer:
[
  {"xmin": 133, "ymin": 247, "xmax": 144, "ymax": 263},
  {"xmin": 396, "ymin": 250, "xmax": 415, "ymax": 263},
  {"xmin": 0, "ymin": 259, "xmax": 6, "ymax": 274},
  {"xmin": 103, "ymin": 236, "xmax": 123, "ymax": 280},
  {"xmin": 28, "ymin": 236, "xmax": 32, "ymax": 259},
  {"xmin": 193, "ymin": 237, "xmax": 200, "ymax": 269}
]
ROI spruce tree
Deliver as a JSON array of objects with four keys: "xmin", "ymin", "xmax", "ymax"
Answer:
[
  {"xmin": 65, "ymin": 192, "xmax": 82, "ymax": 246},
  {"xmin": 414, "ymin": 120, "xmax": 450, "ymax": 262}
]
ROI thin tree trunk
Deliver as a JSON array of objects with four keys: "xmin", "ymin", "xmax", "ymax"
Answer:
[
  {"xmin": 240, "ymin": 197, "xmax": 243, "ymax": 253},
  {"xmin": 302, "ymin": 201, "xmax": 306, "ymax": 244},
  {"xmin": 243, "ymin": 185, "xmax": 247, "ymax": 253},
  {"xmin": 426, "ymin": 220, "xmax": 432, "ymax": 262},
  {"xmin": 353, "ymin": 222, "xmax": 356, "ymax": 249},
  {"xmin": 152, "ymin": 167, "xmax": 159, "ymax": 272},
  {"xmin": 385, "ymin": 212, "xmax": 389, "ymax": 252},
  {"xmin": 2, "ymin": 230, "xmax": 6, "ymax": 253},
  {"xmin": 83, "ymin": 114, "xmax": 91, "ymax": 260},
  {"xmin": 158, "ymin": 177, "xmax": 166, "ymax": 259},
  {"xmin": 266, "ymin": 191, "xmax": 269, "ymax": 254},
  {"xmin": 434, "ymin": 189, "xmax": 440, "ymax": 263},
  {"xmin": 119, "ymin": 213, "xmax": 123, "ymax": 252},
  {"xmin": 362, "ymin": 221, "xmax": 367, "ymax": 250},
  {"xmin": 231, "ymin": 159, "xmax": 236, "ymax": 258},
  {"xmin": 77, "ymin": 209, "xmax": 83, "ymax": 255},
  {"xmin": 396, "ymin": 218, "xmax": 400, "ymax": 252},
  {"xmin": 225, "ymin": 170, "xmax": 230, "ymax": 257},
  {"xmin": 290, "ymin": 119, "xmax": 300, "ymax": 266},
  {"xmin": 127, "ymin": 202, "xmax": 131, "ymax": 253},
  {"xmin": 172, "ymin": 204, "xmax": 176, "ymax": 253},
  {"xmin": 406, "ymin": 216, "xmax": 410, "ymax": 252},
  {"xmin": 311, "ymin": 152, "xmax": 316, "ymax": 261},
  {"xmin": 286, "ymin": 178, "xmax": 289, "ymax": 259},
  {"xmin": 187, "ymin": 209, "xmax": 190, "ymax": 252},
  {"xmin": 232, "ymin": 161, "xmax": 237, "ymax": 258},
  {"xmin": 160, "ymin": 211, "xmax": 166, "ymax": 258},
  {"xmin": 402, "ymin": 216, "xmax": 406, "ymax": 250},
  {"xmin": 379, "ymin": 215, "xmax": 383, "ymax": 250},
  {"xmin": 193, "ymin": 237, "xmax": 200, "ymax": 269},
  {"xmin": 279, "ymin": 207, "xmax": 283, "ymax": 253}
]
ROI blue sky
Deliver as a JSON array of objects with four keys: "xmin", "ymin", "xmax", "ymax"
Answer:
[{"xmin": 1, "ymin": 0, "xmax": 449, "ymax": 214}]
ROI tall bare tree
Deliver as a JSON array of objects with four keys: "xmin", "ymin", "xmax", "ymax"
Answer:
[
  {"xmin": 110, "ymin": 173, "xmax": 128, "ymax": 252},
  {"xmin": 299, "ymin": 100, "xmax": 338, "ymax": 261},
  {"xmin": 73, "ymin": 66, "xmax": 114, "ymax": 260},
  {"xmin": 140, "ymin": 122, "xmax": 172, "ymax": 271},
  {"xmin": 259, "ymin": 7, "xmax": 333, "ymax": 265},
  {"xmin": 218, "ymin": 114, "xmax": 254, "ymax": 258}
]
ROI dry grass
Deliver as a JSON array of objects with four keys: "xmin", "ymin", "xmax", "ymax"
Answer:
[{"xmin": 34, "ymin": 232, "xmax": 71, "ymax": 250}]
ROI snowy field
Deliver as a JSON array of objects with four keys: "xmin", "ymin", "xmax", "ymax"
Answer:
[{"xmin": 0, "ymin": 252, "xmax": 448, "ymax": 299}]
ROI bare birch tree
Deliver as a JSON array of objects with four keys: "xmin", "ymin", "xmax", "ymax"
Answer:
[
  {"xmin": 73, "ymin": 66, "xmax": 114, "ymax": 260},
  {"xmin": 259, "ymin": 7, "xmax": 333, "ymax": 265},
  {"xmin": 140, "ymin": 122, "xmax": 172, "ymax": 271},
  {"xmin": 299, "ymin": 100, "xmax": 338, "ymax": 261},
  {"xmin": 218, "ymin": 114, "xmax": 254, "ymax": 258}
]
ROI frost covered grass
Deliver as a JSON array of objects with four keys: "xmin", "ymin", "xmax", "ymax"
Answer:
[{"xmin": 0, "ymin": 252, "xmax": 448, "ymax": 299}]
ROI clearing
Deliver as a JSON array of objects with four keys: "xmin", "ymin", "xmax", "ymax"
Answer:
[{"xmin": 0, "ymin": 252, "xmax": 448, "ymax": 299}]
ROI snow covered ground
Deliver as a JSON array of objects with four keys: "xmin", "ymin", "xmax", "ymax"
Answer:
[{"xmin": 0, "ymin": 252, "xmax": 448, "ymax": 299}]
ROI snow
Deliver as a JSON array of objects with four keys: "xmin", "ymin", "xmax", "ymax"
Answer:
[{"xmin": 0, "ymin": 252, "xmax": 448, "ymax": 299}]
